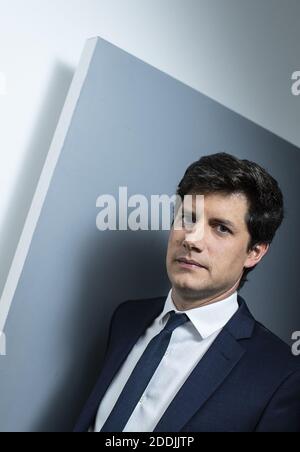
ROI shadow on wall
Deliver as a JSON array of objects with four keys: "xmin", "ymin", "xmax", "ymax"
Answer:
[
  {"xmin": 0, "ymin": 61, "xmax": 75, "ymax": 298},
  {"xmin": 31, "ymin": 229, "xmax": 170, "ymax": 432}
]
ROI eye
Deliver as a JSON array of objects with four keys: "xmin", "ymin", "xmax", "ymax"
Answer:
[{"xmin": 215, "ymin": 224, "xmax": 231, "ymax": 235}]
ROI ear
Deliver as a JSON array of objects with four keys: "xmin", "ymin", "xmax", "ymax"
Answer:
[{"xmin": 244, "ymin": 243, "xmax": 270, "ymax": 270}]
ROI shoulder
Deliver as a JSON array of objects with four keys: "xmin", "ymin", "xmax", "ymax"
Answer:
[
  {"xmin": 112, "ymin": 294, "xmax": 167, "ymax": 318},
  {"xmin": 235, "ymin": 295, "xmax": 300, "ymax": 375},
  {"xmin": 246, "ymin": 318, "xmax": 300, "ymax": 377}
]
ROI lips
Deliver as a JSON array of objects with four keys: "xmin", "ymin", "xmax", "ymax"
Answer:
[{"xmin": 176, "ymin": 257, "xmax": 205, "ymax": 268}]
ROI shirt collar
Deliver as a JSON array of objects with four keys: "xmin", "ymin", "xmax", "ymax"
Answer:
[{"xmin": 160, "ymin": 288, "xmax": 239, "ymax": 339}]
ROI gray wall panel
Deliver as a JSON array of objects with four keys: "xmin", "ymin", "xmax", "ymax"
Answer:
[{"xmin": 0, "ymin": 37, "xmax": 299, "ymax": 432}]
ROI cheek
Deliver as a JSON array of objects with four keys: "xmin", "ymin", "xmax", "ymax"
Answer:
[
  {"xmin": 166, "ymin": 234, "xmax": 175, "ymax": 262},
  {"xmin": 166, "ymin": 232, "xmax": 185, "ymax": 268},
  {"xmin": 212, "ymin": 241, "xmax": 245, "ymax": 269},
  {"xmin": 168, "ymin": 230, "xmax": 183, "ymax": 251}
]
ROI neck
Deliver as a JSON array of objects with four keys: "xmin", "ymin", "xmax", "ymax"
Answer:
[{"xmin": 171, "ymin": 281, "xmax": 239, "ymax": 311}]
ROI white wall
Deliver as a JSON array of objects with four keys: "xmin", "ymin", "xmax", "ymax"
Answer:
[{"xmin": 0, "ymin": 0, "xmax": 299, "ymax": 296}]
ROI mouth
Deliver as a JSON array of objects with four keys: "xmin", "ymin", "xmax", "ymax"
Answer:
[{"xmin": 175, "ymin": 257, "xmax": 206, "ymax": 270}]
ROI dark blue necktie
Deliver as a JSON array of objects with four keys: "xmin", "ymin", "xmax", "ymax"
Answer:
[{"xmin": 100, "ymin": 310, "xmax": 189, "ymax": 432}]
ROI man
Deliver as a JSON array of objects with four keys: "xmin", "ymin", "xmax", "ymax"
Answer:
[{"xmin": 75, "ymin": 152, "xmax": 300, "ymax": 432}]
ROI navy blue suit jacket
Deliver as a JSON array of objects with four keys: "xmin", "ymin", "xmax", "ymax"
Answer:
[{"xmin": 74, "ymin": 294, "xmax": 300, "ymax": 432}]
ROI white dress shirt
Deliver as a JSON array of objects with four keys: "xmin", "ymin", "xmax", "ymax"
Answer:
[{"xmin": 93, "ymin": 288, "xmax": 239, "ymax": 432}]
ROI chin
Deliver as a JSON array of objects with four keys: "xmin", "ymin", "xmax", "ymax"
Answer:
[
  {"xmin": 173, "ymin": 278, "xmax": 202, "ymax": 293},
  {"xmin": 176, "ymin": 271, "xmax": 205, "ymax": 285}
]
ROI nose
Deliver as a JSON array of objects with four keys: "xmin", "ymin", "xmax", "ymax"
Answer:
[
  {"xmin": 183, "ymin": 236, "xmax": 205, "ymax": 253},
  {"xmin": 183, "ymin": 219, "xmax": 205, "ymax": 244}
]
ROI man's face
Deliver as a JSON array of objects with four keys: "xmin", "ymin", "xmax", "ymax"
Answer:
[{"xmin": 166, "ymin": 191, "xmax": 259, "ymax": 302}]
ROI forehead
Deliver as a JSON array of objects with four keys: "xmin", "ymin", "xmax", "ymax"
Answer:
[{"xmin": 188, "ymin": 191, "xmax": 249, "ymax": 227}]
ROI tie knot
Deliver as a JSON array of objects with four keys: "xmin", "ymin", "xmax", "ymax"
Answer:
[{"xmin": 163, "ymin": 311, "xmax": 189, "ymax": 333}]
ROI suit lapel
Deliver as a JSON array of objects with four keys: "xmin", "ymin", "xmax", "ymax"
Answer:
[
  {"xmin": 154, "ymin": 295, "xmax": 255, "ymax": 432},
  {"xmin": 76, "ymin": 297, "xmax": 166, "ymax": 431},
  {"xmin": 153, "ymin": 328, "xmax": 245, "ymax": 432},
  {"xmin": 98, "ymin": 296, "xmax": 165, "ymax": 398}
]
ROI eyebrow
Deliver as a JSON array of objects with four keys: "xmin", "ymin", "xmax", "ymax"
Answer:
[
  {"xmin": 182, "ymin": 209, "xmax": 238, "ymax": 231},
  {"xmin": 209, "ymin": 217, "xmax": 238, "ymax": 231}
]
